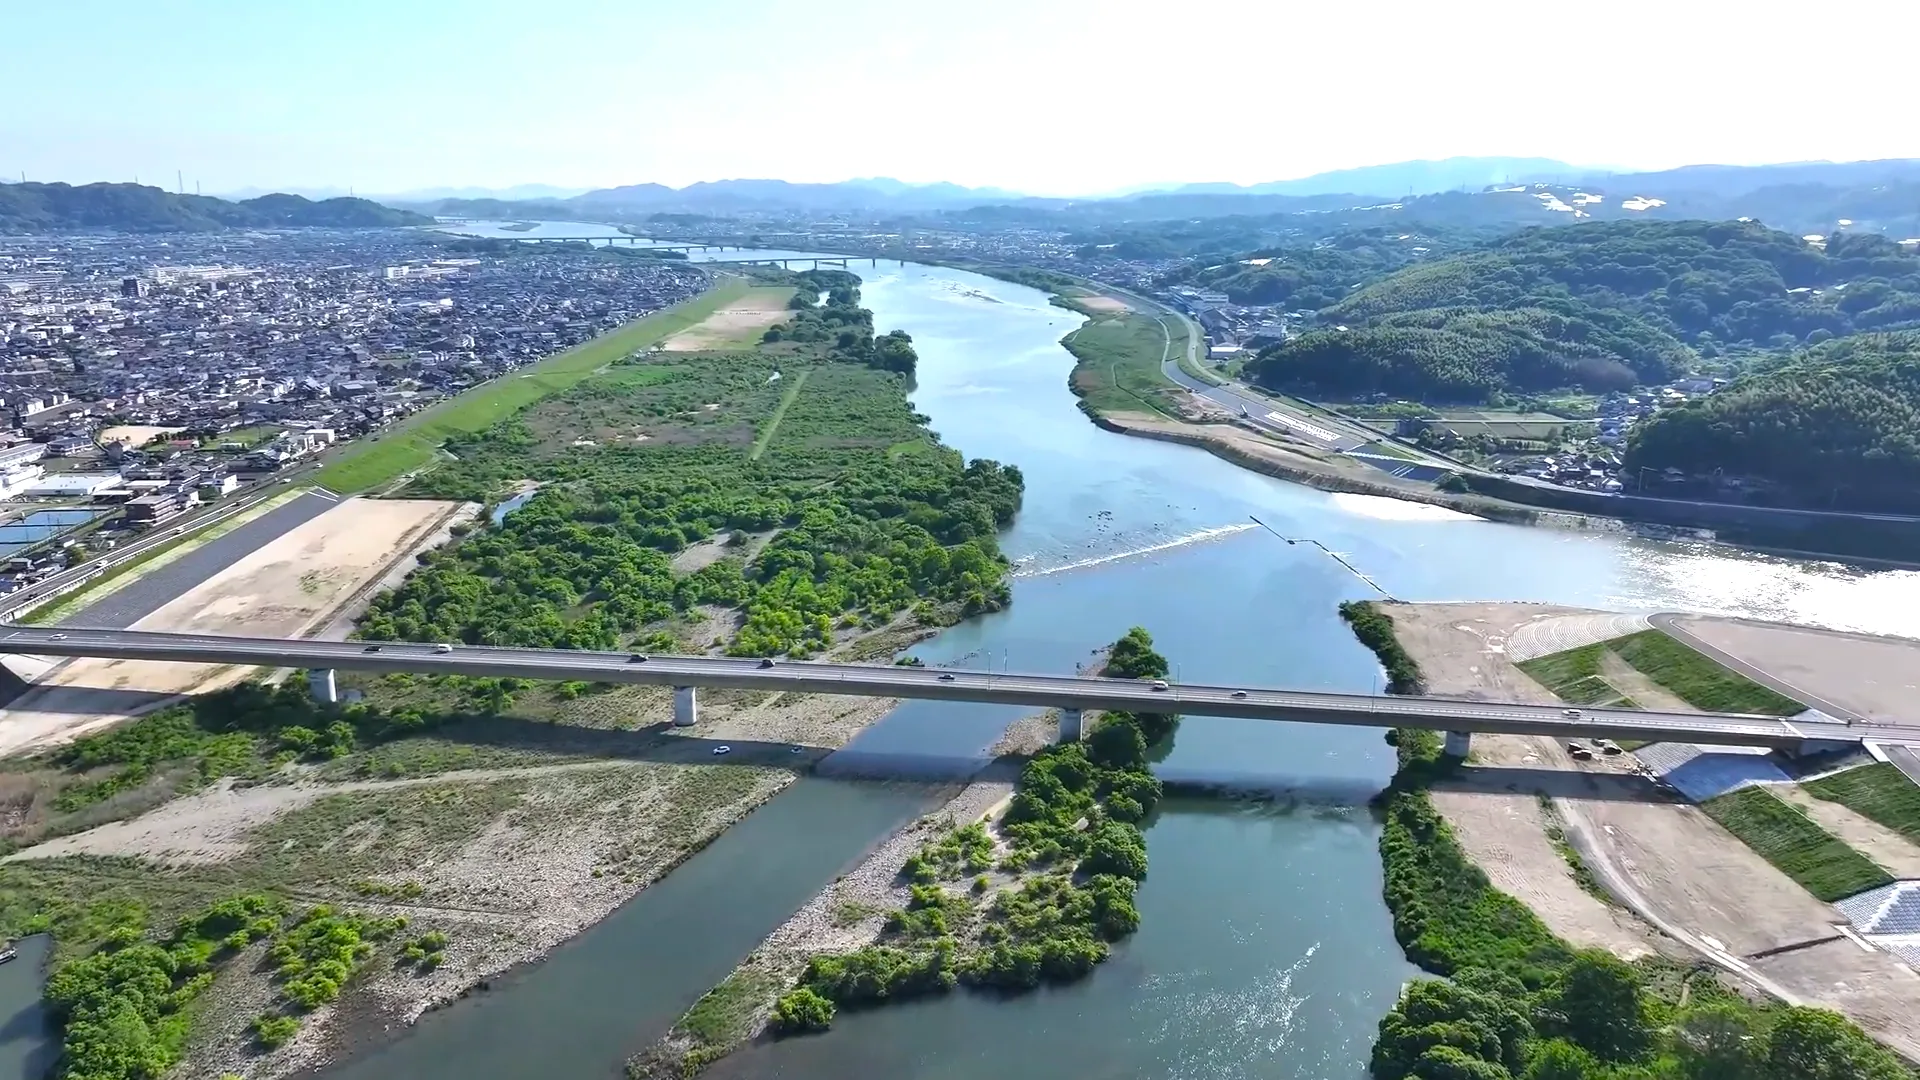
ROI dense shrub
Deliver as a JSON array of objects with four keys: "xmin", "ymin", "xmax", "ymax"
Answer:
[{"xmin": 769, "ymin": 988, "xmax": 834, "ymax": 1035}]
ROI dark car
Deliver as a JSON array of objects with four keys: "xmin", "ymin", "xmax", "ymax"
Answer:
[
  {"xmin": 629, "ymin": 654, "xmax": 648, "ymax": 663},
  {"xmin": 938, "ymin": 673, "xmax": 956, "ymax": 681},
  {"xmin": 363, "ymin": 644, "xmax": 381, "ymax": 653},
  {"xmin": 759, "ymin": 657, "xmax": 778, "ymax": 668}
]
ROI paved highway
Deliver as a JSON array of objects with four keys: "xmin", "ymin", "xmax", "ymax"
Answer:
[
  {"xmin": 6, "ymin": 626, "xmax": 1916, "ymax": 751},
  {"xmin": 0, "ymin": 484, "xmax": 320, "ymax": 622}
]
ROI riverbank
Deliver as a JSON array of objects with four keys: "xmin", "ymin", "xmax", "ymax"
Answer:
[
  {"xmin": 1346, "ymin": 600, "xmax": 1920, "ymax": 1066},
  {"xmin": 631, "ymin": 635, "xmax": 1172, "ymax": 1078},
  {"xmin": 0, "ymin": 269, "xmax": 1029, "ymax": 1080}
]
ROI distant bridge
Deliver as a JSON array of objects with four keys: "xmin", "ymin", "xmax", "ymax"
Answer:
[{"xmin": 4, "ymin": 626, "xmax": 1904, "ymax": 755}]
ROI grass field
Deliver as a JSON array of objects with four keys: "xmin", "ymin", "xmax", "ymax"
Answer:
[
  {"xmin": 1609, "ymin": 631, "xmax": 1805, "ymax": 715},
  {"xmin": 1804, "ymin": 762, "xmax": 1920, "ymax": 843},
  {"xmin": 1517, "ymin": 630, "xmax": 1803, "ymax": 718},
  {"xmin": 1064, "ymin": 311, "xmax": 1187, "ymax": 417},
  {"xmin": 313, "ymin": 279, "xmax": 750, "ymax": 493},
  {"xmin": 749, "ymin": 369, "xmax": 810, "ymax": 460},
  {"xmin": 1515, "ymin": 642, "xmax": 1638, "ymax": 707},
  {"xmin": 1700, "ymin": 786, "xmax": 1892, "ymax": 902}
]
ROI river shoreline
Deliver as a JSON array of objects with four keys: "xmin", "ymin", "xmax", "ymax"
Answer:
[{"xmin": 1343, "ymin": 599, "xmax": 1920, "ymax": 1065}]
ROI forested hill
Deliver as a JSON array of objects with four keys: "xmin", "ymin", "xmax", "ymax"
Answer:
[
  {"xmin": 1624, "ymin": 332, "xmax": 1920, "ymax": 514},
  {"xmin": 1249, "ymin": 220, "xmax": 1920, "ymax": 402},
  {"xmin": 0, "ymin": 182, "xmax": 432, "ymax": 233}
]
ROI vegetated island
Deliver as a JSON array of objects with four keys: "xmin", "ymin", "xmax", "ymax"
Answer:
[
  {"xmin": 630, "ymin": 628, "xmax": 1176, "ymax": 1077},
  {"xmin": 0, "ymin": 181, "xmax": 432, "ymax": 232},
  {"xmin": 1342, "ymin": 601, "xmax": 1918, "ymax": 1080},
  {"xmin": 0, "ymin": 266, "xmax": 1026, "ymax": 1080}
]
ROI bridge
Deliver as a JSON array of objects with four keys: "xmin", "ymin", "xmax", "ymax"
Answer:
[{"xmin": 5, "ymin": 627, "xmax": 1908, "ymax": 756}]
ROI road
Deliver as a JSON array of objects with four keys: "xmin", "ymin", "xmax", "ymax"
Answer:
[
  {"xmin": 6, "ymin": 625, "xmax": 1917, "ymax": 751},
  {"xmin": 0, "ymin": 483, "xmax": 321, "ymax": 622},
  {"xmin": 1647, "ymin": 613, "xmax": 1867, "ymax": 722}
]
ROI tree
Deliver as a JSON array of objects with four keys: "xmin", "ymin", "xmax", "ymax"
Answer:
[
  {"xmin": 1536, "ymin": 950, "xmax": 1650, "ymax": 1063},
  {"xmin": 1671, "ymin": 1003, "xmax": 1759, "ymax": 1080},
  {"xmin": 1524, "ymin": 1040, "xmax": 1599, "ymax": 1080},
  {"xmin": 1087, "ymin": 716, "xmax": 1147, "ymax": 770},
  {"xmin": 770, "ymin": 987, "xmax": 835, "ymax": 1034},
  {"xmin": 1760, "ymin": 1006, "xmax": 1909, "ymax": 1080},
  {"xmin": 1409, "ymin": 1045, "xmax": 1513, "ymax": 1080},
  {"xmin": 1081, "ymin": 821, "xmax": 1148, "ymax": 880}
]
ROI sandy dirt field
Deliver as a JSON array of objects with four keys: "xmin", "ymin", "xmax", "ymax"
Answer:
[
  {"xmin": 99, "ymin": 424, "xmax": 184, "ymax": 446},
  {"xmin": 1383, "ymin": 601, "xmax": 1920, "ymax": 1054},
  {"xmin": 1668, "ymin": 616, "xmax": 1920, "ymax": 724},
  {"xmin": 0, "ymin": 497, "xmax": 457, "ymax": 755},
  {"xmin": 1074, "ymin": 293, "xmax": 1130, "ymax": 313},
  {"xmin": 662, "ymin": 286, "xmax": 795, "ymax": 352}
]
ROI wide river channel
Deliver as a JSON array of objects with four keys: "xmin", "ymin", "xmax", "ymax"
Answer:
[{"xmin": 11, "ymin": 221, "xmax": 1918, "ymax": 1080}]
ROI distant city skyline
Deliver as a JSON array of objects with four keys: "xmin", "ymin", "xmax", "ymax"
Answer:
[{"xmin": 7, "ymin": 0, "xmax": 1918, "ymax": 197}]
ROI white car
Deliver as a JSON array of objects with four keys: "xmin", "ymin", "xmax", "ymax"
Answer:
[
  {"xmin": 1561, "ymin": 708, "xmax": 1581, "ymax": 718},
  {"xmin": 434, "ymin": 643, "xmax": 454, "ymax": 654},
  {"xmin": 712, "ymin": 745, "xmax": 732, "ymax": 756},
  {"xmin": 1149, "ymin": 679, "xmax": 1169, "ymax": 691}
]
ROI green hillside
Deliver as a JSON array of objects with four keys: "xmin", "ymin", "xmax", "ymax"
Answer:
[
  {"xmin": 1249, "ymin": 220, "xmax": 1920, "ymax": 403},
  {"xmin": 1624, "ymin": 332, "xmax": 1920, "ymax": 513}
]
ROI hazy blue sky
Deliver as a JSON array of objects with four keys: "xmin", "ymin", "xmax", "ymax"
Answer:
[{"xmin": 8, "ymin": 0, "xmax": 1917, "ymax": 196}]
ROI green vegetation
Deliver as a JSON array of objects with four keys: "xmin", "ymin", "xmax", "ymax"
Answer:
[
  {"xmin": 0, "ymin": 181, "xmax": 431, "ymax": 233},
  {"xmin": 1164, "ymin": 226, "xmax": 1456, "ymax": 309},
  {"xmin": 43, "ymin": 894, "xmax": 283, "ymax": 1080},
  {"xmin": 1516, "ymin": 630, "xmax": 1803, "ymax": 716},
  {"xmin": 1607, "ymin": 631, "xmax": 1804, "ymax": 714},
  {"xmin": 354, "ymin": 310, "xmax": 1022, "ymax": 658},
  {"xmin": 1804, "ymin": 762, "xmax": 1920, "ymax": 844},
  {"xmin": 314, "ymin": 277, "xmax": 753, "ymax": 493},
  {"xmin": 1063, "ymin": 310, "xmax": 1186, "ymax": 418},
  {"xmin": 1625, "ymin": 331, "xmax": 1920, "ymax": 514},
  {"xmin": 1699, "ymin": 787, "xmax": 1892, "ymax": 902},
  {"xmin": 764, "ymin": 270, "xmax": 916, "ymax": 376},
  {"xmin": 1515, "ymin": 642, "xmax": 1635, "ymax": 707},
  {"xmin": 10, "ymin": 679, "xmax": 459, "ymax": 846},
  {"xmin": 1252, "ymin": 219, "xmax": 1920, "ymax": 404},
  {"xmin": 749, "ymin": 369, "xmax": 809, "ymax": 460},
  {"xmin": 269, "ymin": 905, "xmax": 408, "ymax": 1009},
  {"xmin": 768, "ymin": 986, "xmax": 834, "ymax": 1034},
  {"xmin": 1370, "ymin": 727, "xmax": 1912, "ymax": 1080},
  {"xmin": 1338, "ymin": 601, "xmax": 1426, "ymax": 694},
  {"xmin": 766, "ymin": 630, "xmax": 1172, "ymax": 1034},
  {"xmin": 251, "ymin": 1013, "xmax": 299, "ymax": 1049}
]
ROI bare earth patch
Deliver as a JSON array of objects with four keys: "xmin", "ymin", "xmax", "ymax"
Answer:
[
  {"xmin": 99, "ymin": 424, "xmax": 185, "ymax": 446},
  {"xmin": 662, "ymin": 286, "xmax": 796, "ymax": 352},
  {"xmin": 0, "ymin": 497, "xmax": 457, "ymax": 756},
  {"xmin": 1668, "ymin": 616, "xmax": 1920, "ymax": 724},
  {"xmin": 1074, "ymin": 293, "xmax": 1130, "ymax": 313}
]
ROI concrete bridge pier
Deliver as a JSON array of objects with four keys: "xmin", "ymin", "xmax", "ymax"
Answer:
[
  {"xmin": 308, "ymin": 668, "xmax": 338, "ymax": 705},
  {"xmin": 1443, "ymin": 730, "xmax": 1472, "ymax": 758},
  {"xmin": 1057, "ymin": 708, "xmax": 1083, "ymax": 742},
  {"xmin": 673, "ymin": 685, "xmax": 699, "ymax": 727}
]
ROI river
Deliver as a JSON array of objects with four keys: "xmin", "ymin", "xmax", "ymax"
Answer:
[{"xmin": 292, "ymin": 238, "xmax": 1920, "ymax": 1080}]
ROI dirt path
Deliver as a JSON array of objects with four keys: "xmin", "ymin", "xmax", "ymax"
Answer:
[
  {"xmin": 1597, "ymin": 651, "xmax": 1695, "ymax": 712},
  {"xmin": 1776, "ymin": 782, "xmax": 1920, "ymax": 878}
]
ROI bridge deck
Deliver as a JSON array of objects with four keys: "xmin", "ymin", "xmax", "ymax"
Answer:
[{"xmin": 3, "ymin": 627, "xmax": 1905, "ymax": 749}]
